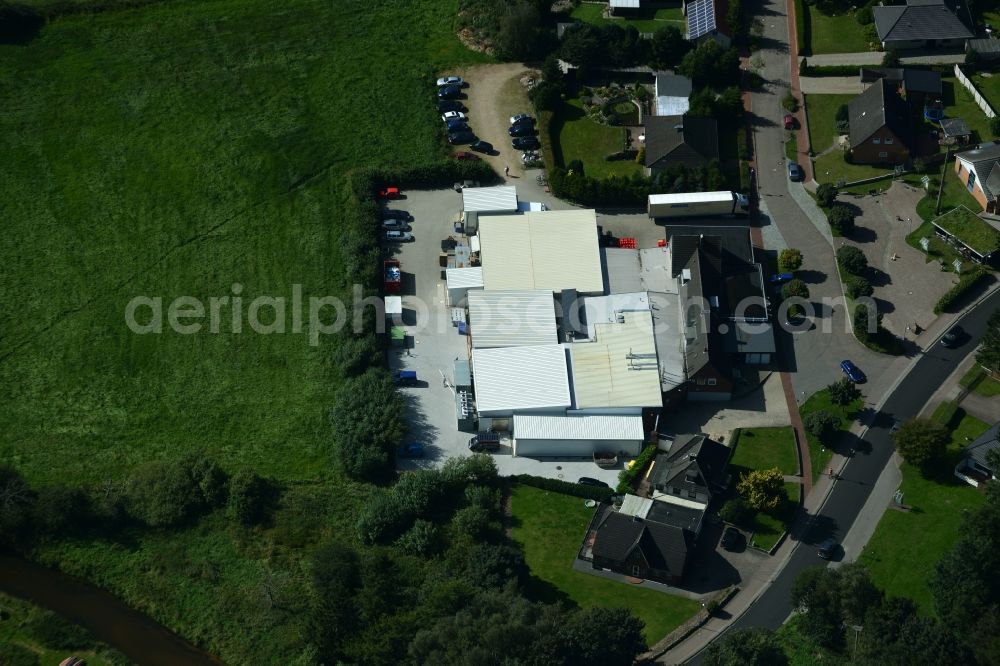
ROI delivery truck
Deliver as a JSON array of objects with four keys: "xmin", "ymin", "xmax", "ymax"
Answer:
[{"xmin": 647, "ymin": 191, "xmax": 749, "ymax": 219}]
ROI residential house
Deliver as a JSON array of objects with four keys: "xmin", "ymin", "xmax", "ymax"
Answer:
[
  {"xmin": 859, "ymin": 67, "xmax": 943, "ymax": 103},
  {"xmin": 590, "ymin": 494, "xmax": 704, "ymax": 584},
  {"xmin": 648, "ymin": 433, "xmax": 732, "ymax": 504},
  {"xmin": 847, "ymin": 80, "xmax": 912, "ymax": 165},
  {"xmin": 954, "ymin": 142, "xmax": 1000, "ymax": 213},
  {"xmin": 654, "ymin": 72, "xmax": 693, "ymax": 117},
  {"xmin": 955, "ymin": 419, "xmax": 1000, "ymax": 486},
  {"xmin": 685, "ymin": 0, "xmax": 731, "ymax": 48},
  {"xmin": 873, "ymin": 0, "xmax": 973, "ymax": 51},
  {"xmin": 644, "ymin": 115, "xmax": 719, "ymax": 174}
]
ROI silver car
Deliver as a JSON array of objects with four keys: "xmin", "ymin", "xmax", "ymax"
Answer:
[
  {"xmin": 384, "ymin": 230, "xmax": 414, "ymax": 243},
  {"xmin": 382, "ymin": 218, "xmax": 411, "ymax": 231}
]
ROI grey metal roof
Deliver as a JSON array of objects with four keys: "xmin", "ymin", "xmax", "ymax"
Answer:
[
  {"xmin": 472, "ymin": 344, "xmax": 571, "ymax": 415},
  {"xmin": 956, "ymin": 142, "xmax": 1000, "ymax": 169},
  {"xmin": 462, "ymin": 185, "xmax": 518, "ymax": 213},
  {"xmin": 848, "ymin": 79, "xmax": 910, "ymax": 147},
  {"xmin": 963, "ymin": 420, "xmax": 1000, "ymax": 471},
  {"xmin": 468, "ymin": 289, "xmax": 557, "ymax": 349},
  {"xmin": 969, "ymin": 38, "xmax": 1000, "ymax": 54},
  {"xmin": 644, "ymin": 115, "xmax": 719, "ymax": 170},
  {"xmin": 873, "ymin": 0, "xmax": 973, "ymax": 42},
  {"xmin": 603, "ymin": 248, "xmax": 643, "ymax": 295},
  {"xmin": 724, "ymin": 320, "xmax": 777, "ymax": 354},
  {"xmin": 512, "ymin": 414, "xmax": 644, "ymax": 440}
]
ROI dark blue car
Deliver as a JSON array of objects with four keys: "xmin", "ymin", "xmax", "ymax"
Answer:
[
  {"xmin": 398, "ymin": 442, "xmax": 425, "ymax": 458},
  {"xmin": 769, "ymin": 273, "xmax": 794, "ymax": 284},
  {"xmin": 840, "ymin": 359, "xmax": 866, "ymax": 383},
  {"xmin": 437, "ymin": 85, "xmax": 462, "ymax": 99}
]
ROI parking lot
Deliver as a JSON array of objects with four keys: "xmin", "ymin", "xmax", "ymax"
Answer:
[{"xmin": 385, "ymin": 187, "xmax": 672, "ymax": 483}]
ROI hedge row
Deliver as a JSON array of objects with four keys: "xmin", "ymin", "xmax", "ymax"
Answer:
[
  {"xmin": 512, "ymin": 474, "xmax": 614, "ymax": 502},
  {"xmin": 616, "ymin": 444, "xmax": 658, "ymax": 494},
  {"xmin": 795, "ymin": 0, "xmax": 811, "ymax": 57},
  {"xmin": 934, "ymin": 267, "xmax": 989, "ymax": 314}
]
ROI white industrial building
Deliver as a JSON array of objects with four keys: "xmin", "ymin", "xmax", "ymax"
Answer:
[
  {"xmin": 512, "ymin": 413, "xmax": 645, "ymax": 457},
  {"xmin": 462, "ymin": 185, "xmax": 519, "ymax": 214},
  {"xmin": 468, "ymin": 290, "xmax": 557, "ymax": 348},
  {"xmin": 472, "ymin": 345, "xmax": 572, "ymax": 417},
  {"xmin": 478, "ymin": 209, "xmax": 604, "ymax": 293},
  {"xmin": 445, "ymin": 267, "xmax": 484, "ymax": 306}
]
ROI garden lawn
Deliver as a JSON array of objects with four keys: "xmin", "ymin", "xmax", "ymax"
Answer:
[
  {"xmin": 729, "ymin": 427, "xmax": 799, "ymax": 476},
  {"xmin": 807, "ymin": 10, "xmax": 872, "ymax": 54},
  {"xmin": 804, "ymin": 94, "xmax": 855, "ymax": 154},
  {"xmin": 858, "ymin": 409, "xmax": 988, "ymax": 613},
  {"xmin": 960, "ymin": 364, "xmax": 1000, "ymax": 397},
  {"xmin": 749, "ymin": 482, "xmax": 801, "ymax": 551},
  {"xmin": 799, "ymin": 389, "xmax": 863, "ymax": 483},
  {"xmin": 813, "ymin": 150, "xmax": 899, "ymax": 187},
  {"xmin": 570, "ymin": 2, "xmax": 685, "ymax": 32},
  {"xmin": 551, "ymin": 98, "xmax": 642, "ymax": 178},
  {"xmin": 0, "ymin": 0, "xmax": 489, "ymax": 662},
  {"xmin": 510, "ymin": 485, "xmax": 701, "ymax": 644}
]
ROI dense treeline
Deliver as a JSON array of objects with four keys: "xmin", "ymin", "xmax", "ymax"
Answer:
[{"xmin": 549, "ymin": 160, "xmax": 729, "ymax": 207}]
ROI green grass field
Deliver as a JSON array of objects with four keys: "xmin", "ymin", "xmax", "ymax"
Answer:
[
  {"xmin": 730, "ymin": 427, "xmax": 800, "ymax": 476},
  {"xmin": 509, "ymin": 485, "xmax": 701, "ymax": 644},
  {"xmin": 804, "ymin": 94, "xmax": 854, "ymax": 155},
  {"xmin": 960, "ymin": 364, "xmax": 1000, "ymax": 396},
  {"xmin": 551, "ymin": 97, "xmax": 641, "ymax": 178},
  {"xmin": 807, "ymin": 10, "xmax": 873, "ymax": 54},
  {"xmin": 799, "ymin": 389, "xmax": 863, "ymax": 483},
  {"xmin": 570, "ymin": 2, "xmax": 685, "ymax": 32},
  {"xmin": 859, "ymin": 409, "xmax": 988, "ymax": 612},
  {"xmin": 0, "ymin": 0, "xmax": 490, "ymax": 662}
]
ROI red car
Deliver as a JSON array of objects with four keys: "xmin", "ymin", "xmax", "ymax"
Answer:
[
  {"xmin": 454, "ymin": 151, "xmax": 480, "ymax": 161},
  {"xmin": 377, "ymin": 186, "xmax": 401, "ymax": 200},
  {"xmin": 783, "ymin": 114, "xmax": 796, "ymax": 130}
]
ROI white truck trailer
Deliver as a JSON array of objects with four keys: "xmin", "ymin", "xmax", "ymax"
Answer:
[{"xmin": 647, "ymin": 191, "xmax": 749, "ymax": 219}]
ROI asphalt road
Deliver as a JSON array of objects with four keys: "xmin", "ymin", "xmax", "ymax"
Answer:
[{"xmin": 686, "ymin": 287, "xmax": 1000, "ymax": 662}]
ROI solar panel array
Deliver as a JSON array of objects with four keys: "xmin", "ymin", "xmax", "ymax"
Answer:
[{"xmin": 687, "ymin": 0, "xmax": 716, "ymax": 40}]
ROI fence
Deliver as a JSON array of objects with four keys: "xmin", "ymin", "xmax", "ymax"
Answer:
[{"xmin": 953, "ymin": 64, "xmax": 997, "ymax": 119}]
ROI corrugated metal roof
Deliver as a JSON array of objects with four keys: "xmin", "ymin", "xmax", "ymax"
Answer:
[
  {"xmin": 570, "ymin": 310, "xmax": 664, "ymax": 409},
  {"xmin": 463, "ymin": 186, "xmax": 519, "ymax": 213},
  {"xmin": 479, "ymin": 210, "xmax": 603, "ymax": 293},
  {"xmin": 619, "ymin": 494, "xmax": 653, "ymax": 518},
  {"xmin": 468, "ymin": 290, "xmax": 558, "ymax": 348},
  {"xmin": 472, "ymin": 345, "xmax": 571, "ymax": 414},
  {"xmin": 446, "ymin": 267, "xmax": 484, "ymax": 290},
  {"xmin": 513, "ymin": 413, "xmax": 645, "ymax": 440}
]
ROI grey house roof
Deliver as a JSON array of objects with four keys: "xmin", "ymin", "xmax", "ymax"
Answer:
[
  {"xmin": 645, "ymin": 115, "xmax": 719, "ymax": 169},
  {"xmin": 962, "ymin": 420, "xmax": 1000, "ymax": 471},
  {"xmin": 655, "ymin": 72, "xmax": 693, "ymax": 98},
  {"xmin": 848, "ymin": 80, "xmax": 911, "ymax": 147},
  {"xmin": 649, "ymin": 433, "xmax": 731, "ymax": 500},
  {"xmin": 940, "ymin": 117, "xmax": 971, "ymax": 138},
  {"xmin": 956, "ymin": 142, "xmax": 1000, "ymax": 201},
  {"xmin": 591, "ymin": 510, "xmax": 694, "ymax": 576},
  {"xmin": 873, "ymin": 0, "xmax": 973, "ymax": 43}
]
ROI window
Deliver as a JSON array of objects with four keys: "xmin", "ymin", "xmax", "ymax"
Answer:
[
  {"xmin": 687, "ymin": 490, "xmax": 697, "ymax": 499},
  {"xmin": 885, "ymin": 137, "xmax": 894, "ymax": 145},
  {"xmin": 879, "ymin": 151, "xmax": 888, "ymax": 158},
  {"xmin": 872, "ymin": 138, "xmax": 881, "ymax": 144},
  {"xmin": 632, "ymin": 565, "xmax": 640, "ymax": 576},
  {"xmin": 969, "ymin": 171, "xmax": 977, "ymax": 193},
  {"xmin": 707, "ymin": 378, "xmax": 717, "ymax": 386}
]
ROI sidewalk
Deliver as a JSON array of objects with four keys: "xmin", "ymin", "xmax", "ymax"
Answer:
[{"xmin": 805, "ymin": 52, "xmax": 965, "ymax": 66}]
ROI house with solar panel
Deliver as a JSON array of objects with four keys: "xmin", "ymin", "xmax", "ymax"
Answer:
[{"xmin": 685, "ymin": 0, "xmax": 731, "ymax": 48}]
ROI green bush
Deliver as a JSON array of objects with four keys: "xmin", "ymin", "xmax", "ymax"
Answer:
[
  {"xmin": 796, "ymin": 0, "xmax": 811, "ymax": 56},
  {"xmin": 0, "ymin": 643, "xmax": 39, "ymax": 666},
  {"xmin": 512, "ymin": 474, "xmax": 613, "ymax": 502},
  {"xmin": 226, "ymin": 469, "xmax": 272, "ymax": 526},
  {"xmin": 828, "ymin": 204, "xmax": 856, "ymax": 234},
  {"xmin": 720, "ymin": 497, "xmax": 756, "ymax": 526},
  {"xmin": 616, "ymin": 444, "xmax": 658, "ymax": 494},
  {"xmin": 804, "ymin": 410, "xmax": 840, "ymax": 440},
  {"xmin": 816, "ymin": 183, "xmax": 837, "ymax": 207},
  {"xmin": 837, "ymin": 245, "xmax": 867, "ymax": 274},
  {"xmin": 782, "ymin": 90, "xmax": 798, "ymax": 112},
  {"xmin": 778, "ymin": 248, "xmax": 804, "ymax": 272},
  {"xmin": 845, "ymin": 275, "xmax": 873, "ymax": 298},
  {"xmin": 126, "ymin": 459, "xmax": 204, "ymax": 527},
  {"xmin": 934, "ymin": 267, "xmax": 989, "ymax": 314}
]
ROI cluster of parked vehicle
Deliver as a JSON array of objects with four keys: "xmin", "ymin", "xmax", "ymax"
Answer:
[
  {"xmin": 377, "ymin": 186, "xmax": 415, "ymax": 242},
  {"xmin": 508, "ymin": 113, "xmax": 539, "ymax": 152},
  {"xmin": 436, "ymin": 76, "xmax": 495, "ymax": 154}
]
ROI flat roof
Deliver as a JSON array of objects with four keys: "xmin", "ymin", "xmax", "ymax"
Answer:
[
  {"xmin": 462, "ymin": 185, "xmax": 519, "ymax": 213},
  {"xmin": 581, "ymin": 292, "xmax": 652, "ymax": 339},
  {"xmin": 639, "ymin": 247, "xmax": 675, "ymax": 293},
  {"xmin": 384, "ymin": 295, "xmax": 402, "ymax": 315},
  {"xmin": 479, "ymin": 209, "xmax": 604, "ymax": 293},
  {"xmin": 446, "ymin": 266, "xmax": 484, "ymax": 290},
  {"xmin": 468, "ymin": 289, "xmax": 558, "ymax": 348},
  {"xmin": 656, "ymin": 96, "xmax": 690, "ymax": 116},
  {"xmin": 472, "ymin": 345, "xmax": 571, "ymax": 414},
  {"xmin": 570, "ymin": 310, "xmax": 663, "ymax": 409},
  {"xmin": 604, "ymin": 248, "xmax": 643, "ymax": 294},
  {"xmin": 619, "ymin": 493, "xmax": 653, "ymax": 518},
  {"xmin": 513, "ymin": 413, "xmax": 645, "ymax": 440},
  {"xmin": 649, "ymin": 191, "xmax": 735, "ymax": 205},
  {"xmin": 648, "ymin": 291, "xmax": 686, "ymax": 392},
  {"xmin": 932, "ymin": 206, "xmax": 1000, "ymax": 257}
]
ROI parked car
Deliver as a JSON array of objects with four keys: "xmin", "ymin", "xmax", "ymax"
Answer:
[
  {"xmin": 381, "ymin": 219, "xmax": 411, "ymax": 231},
  {"xmin": 818, "ymin": 537, "xmax": 838, "ymax": 560},
  {"xmin": 768, "ymin": 273, "xmax": 794, "ymax": 284},
  {"xmin": 437, "ymin": 85, "xmax": 462, "ymax": 99},
  {"xmin": 448, "ymin": 130, "xmax": 477, "ymax": 145},
  {"xmin": 940, "ymin": 325, "xmax": 964, "ymax": 348},
  {"xmin": 509, "ymin": 113, "xmax": 534, "ymax": 125},
  {"xmin": 783, "ymin": 114, "xmax": 796, "ymax": 130},
  {"xmin": 787, "ymin": 161, "xmax": 804, "ymax": 182},
  {"xmin": 384, "ymin": 230, "xmax": 414, "ymax": 242},
  {"xmin": 377, "ymin": 186, "xmax": 401, "ymax": 200},
  {"xmin": 445, "ymin": 120, "xmax": 470, "ymax": 133},
  {"xmin": 393, "ymin": 370, "xmax": 418, "ymax": 386},
  {"xmin": 442, "ymin": 111, "xmax": 467, "ymax": 122},
  {"xmin": 468, "ymin": 432, "xmax": 501, "ymax": 452},
  {"xmin": 720, "ymin": 527, "xmax": 742, "ymax": 551},
  {"xmin": 437, "ymin": 99, "xmax": 465, "ymax": 113},
  {"xmin": 890, "ymin": 419, "xmax": 902, "ymax": 434},
  {"xmin": 454, "ymin": 151, "xmax": 480, "ymax": 161},
  {"xmin": 398, "ymin": 442, "xmax": 425, "ymax": 458},
  {"xmin": 840, "ymin": 359, "xmax": 866, "ymax": 383},
  {"xmin": 436, "ymin": 75, "xmax": 464, "ymax": 87},
  {"xmin": 577, "ymin": 477, "xmax": 610, "ymax": 488},
  {"xmin": 508, "ymin": 123, "xmax": 536, "ymax": 137},
  {"xmin": 512, "ymin": 136, "xmax": 540, "ymax": 150},
  {"xmin": 470, "ymin": 140, "xmax": 494, "ymax": 154},
  {"xmin": 382, "ymin": 209, "xmax": 413, "ymax": 222}
]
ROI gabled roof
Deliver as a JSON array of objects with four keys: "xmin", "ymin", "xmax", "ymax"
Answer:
[
  {"xmin": 591, "ymin": 508, "xmax": 694, "ymax": 576},
  {"xmin": 956, "ymin": 142, "xmax": 1000, "ymax": 201},
  {"xmin": 860, "ymin": 67, "xmax": 943, "ymax": 95},
  {"xmin": 986, "ymin": 163, "xmax": 1000, "ymax": 203},
  {"xmin": 847, "ymin": 80, "xmax": 911, "ymax": 147},
  {"xmin": 644, "ymin": 116, "xmax": 719, "ymax": 169},
  {"xmin": 962, "ymin": 420, "xmax": 1000, "ymax": 471},
  {"xmin": 940, "ymin": 117, "xmax": 971, "ymax": 138},
  {"xmin": 873, "ymin": 0, "xmax": 973, "ymax": 43},
  {"xmin": 648, "ymin": 433, "xmax": 731, "ymax": 500}
]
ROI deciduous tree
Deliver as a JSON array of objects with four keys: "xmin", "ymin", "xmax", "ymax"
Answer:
[
  {"xmin": 778, "ymin": 248, "xmax": 803, "ymax": 272},
  {"xmin": 737, "ymin": 467, "xmax": 786, "ymax": 511},
  {"xmin": 828, "ymin": 377, "xmax": 861, "ymax": 406},
  {"xmin": 892, "ymin": 418, "xmax": 948, "ymax": 472},
  {"xmin": 837, "ymin": 245, "xmax": 868, "ymax": 274},
  {"xmin": 816, "ymin": 183, "xmax": 838, "ymax": 207},
  {"xmin": 703, "ymin": 628, "xmax": 788, "ymax": 666},
  {"xmin": 804, "ymin": 410, "xmax": 840, "ymax": 441},
  {"xmin": 976, "ymin": 309, "xmax": 1000, "ymax": 374}
]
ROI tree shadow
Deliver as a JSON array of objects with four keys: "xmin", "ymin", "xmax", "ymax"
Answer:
[
  {"xmin": 873, "ymin": 297, "xmax": 896, "ymax": 314},
  {"xmin": 866, "ymin": 267, "xmax": 892, "ymax": 287},
  {"xmin": 850, "ymin": 225, "xmax": 878, "ymax": 243},
  {"xmin": 0, "ymin": 5, "xmax": 43, "ymax": 45},
  {"xmin": 796, "ymin": 268, "xmax": 827, "ymax": 284}
]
